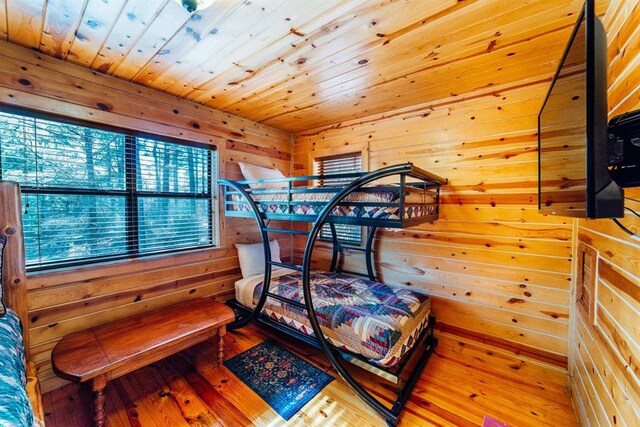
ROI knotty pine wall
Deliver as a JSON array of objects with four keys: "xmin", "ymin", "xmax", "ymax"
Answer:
[
  {"xmin": 570, "ymin": 0, "xmax": 640, "ymax": 424},
  {"xmin": 0, "ymin": 40, "xmax": 292, "ymax": 392},
  {"xmin": 294, "ymin": 82, "xmax": 573, "ymax": 365}
]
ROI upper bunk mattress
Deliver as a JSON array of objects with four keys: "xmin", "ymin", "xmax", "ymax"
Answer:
[
  {"xmin": 228, "ymin": 185, "xmax": 437, "ymax": 221},
  {"xmin": 236, "ymin": 269, "xmax": 431, "ymax": 368}
]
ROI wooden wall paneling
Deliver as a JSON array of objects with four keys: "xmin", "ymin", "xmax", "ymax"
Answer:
[
  {"xmin": 0, "ymin": 40, "xmax": 291, "ymax": 146},
  {"xmin": 65, "ymin": 0, "xmax": 127, "ymax": 67},
  {"xmin": 245, "ymin": 1, "xmax": 578, "ymax": 122},
  {"xmin": 190, "ymin": 0, "xmax": 454, "ymax": 108},
  {"xmin": 0, "ymin": 0, "xmax": 8, "ymax": 40},
  {"xmin": 578, "ymin": 229, "xmax": 640, "ymax": 281},
  {"xmin": 130, "ymin": 0, "xmax": 247, "ymax": 87},
  {"xmin": 574, "ymin": 314, "xmax": 640, "ymax": 426},
  {"xmin": 160, "ymin": 0, "xmax": 354, "ymax": 96},
  {"xmin": 572, "ymin": 324, "xmax": 615, "ymax": 426},
  {"xmin": 569, "ymin": 3, "xmax": 640, "ymax": 422},
  {"xmin": 293, "ymin": 77, "xmax": 573, "ymax": 362},
  {"xmin": 5, "ymin": 0, "xmax": 44, "ymax": 49},
  {"xmin": 0, "ymin": 40, "xmax": 292, "ymax": 392},
  {"xmin": 299, "ymin": 243, "xmax": 571, "ymax": 290},
  {"xmin": 295, "ymin": 79, "xmax": 550, "ymax": 155},
  {"xmin": 27, "ymin": 256, "xmax": 239, "ymax": 311},
  {"xmin": 586, "ymin": 306, "xmax": 640, "ymax": 423},
  {"xmin": 263, "ymin": 37, "xmax": 571, "ymax": 130},
  {"xmin": 38, "ymin": 0, "xmax": 85, "ymax": 59},
  {"xmin": 212, "ymin": 0, "xmax": 582, "ymax": 130},
  {"xmin": 109, "ymin": 1, "xmax": 192, "ymax": 80},
  {"xmin": 598, "ymin": 282, "xmax": 640, "ymax": 363},
  {"xmin": 1, "ymin": 0, "xmax": 590, "ymax": 132},
  {"xmin": 89, "ymin": 0, "xmax": 166, "ymax": 75}
]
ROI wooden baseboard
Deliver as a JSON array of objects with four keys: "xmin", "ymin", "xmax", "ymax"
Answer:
[{"xmin": 435, "ymin": 322, "xmax": 568, "ymax": 369}]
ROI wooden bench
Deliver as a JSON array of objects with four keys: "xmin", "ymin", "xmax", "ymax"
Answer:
[{"xmin": 51, "ymin": 298, "xmax": 235, "ymax": 427}]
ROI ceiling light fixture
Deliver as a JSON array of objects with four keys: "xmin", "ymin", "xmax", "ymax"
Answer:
[{"xmin": 174, "ymin": 0, "xmax": 216, "ymax": 13}]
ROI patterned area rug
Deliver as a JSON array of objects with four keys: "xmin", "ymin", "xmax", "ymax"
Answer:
[{"xmin": 224, "ymin": 340, "xmax": 333, "ymax": 420}]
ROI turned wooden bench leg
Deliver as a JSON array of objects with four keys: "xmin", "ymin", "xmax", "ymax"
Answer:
[
  {"xmin": 92, "ymin": 375, "xmax": 107, "ymax": 427},
  {"xmin": 217, "ymin": 326, "xmax": 226, "ymax": 366}
]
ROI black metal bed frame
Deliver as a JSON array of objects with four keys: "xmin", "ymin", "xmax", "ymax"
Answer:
[{"xmin": 219, "ymin": 162, "xmax": 447, "ymax": 426}]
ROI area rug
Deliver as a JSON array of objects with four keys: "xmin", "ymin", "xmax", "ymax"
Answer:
[{"xmin": 224, "ymin": 340, "xmax": 333, "ymax": 420}]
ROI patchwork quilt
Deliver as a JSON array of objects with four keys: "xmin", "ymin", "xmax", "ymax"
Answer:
[
  {"xmin": 0, "ymin": 309, "xmax": 33, "ymax": 427},
  {"xmin": 249, "ymin": 271, "xmax": 431, "ymax": 368},
  {"xmin": 228, "ymin": 185, "xmax": 437, "ymax": 220}
]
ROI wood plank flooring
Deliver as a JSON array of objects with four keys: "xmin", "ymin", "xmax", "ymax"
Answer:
[{"xmin": 42, "ymin": 324, "xmax": 578, "ymax": 426}]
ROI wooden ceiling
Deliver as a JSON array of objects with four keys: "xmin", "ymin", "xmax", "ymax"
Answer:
[{"xmin": 0, "ymin": 0, "xmax": 594, "ymax": 132}]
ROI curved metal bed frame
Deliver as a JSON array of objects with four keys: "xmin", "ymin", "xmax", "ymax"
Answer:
[{"xmin": 220, "ymin": 163, "xmax": 447, "ymax": 426}]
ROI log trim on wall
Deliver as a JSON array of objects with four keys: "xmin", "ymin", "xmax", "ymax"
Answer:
[{"xmin": 0, "ymin": 39, "xmax": 293, "ymax": 393}]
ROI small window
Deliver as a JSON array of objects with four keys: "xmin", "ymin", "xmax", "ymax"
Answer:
[
  {"xmin": 0, "ymin": 110, "xmax": 217, "ymax": 270},
  {"xmin": 314, "ymin": 154, "xmax": 362, "ymax": 245}
]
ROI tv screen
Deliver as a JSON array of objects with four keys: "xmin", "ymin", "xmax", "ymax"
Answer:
[{"xmin": 538, "ymin": 1, "xmax": 623, "ymax": 218}]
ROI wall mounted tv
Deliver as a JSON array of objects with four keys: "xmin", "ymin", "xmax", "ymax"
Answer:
[{"xmin": 538, "ymin": 0, "xmax": 624, "ymax": 219}]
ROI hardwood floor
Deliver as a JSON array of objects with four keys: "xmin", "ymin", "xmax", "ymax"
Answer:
[{"xmin": 43, "ymin": 324, "xmax": 578, "ymax": 426}]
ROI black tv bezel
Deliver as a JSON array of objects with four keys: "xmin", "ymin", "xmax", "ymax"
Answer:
[{"xmin": 537, "ymin": 0, "xmax": 623, "ymax": 219}]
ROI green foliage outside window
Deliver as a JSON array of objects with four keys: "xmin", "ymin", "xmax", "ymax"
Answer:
[{"xmin": 0, "ymin": 110, "xmax": 217, "ymax": 270}]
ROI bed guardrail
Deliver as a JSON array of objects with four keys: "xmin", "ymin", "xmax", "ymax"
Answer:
[{"xmin": 220, "ymin": 162, "xmax": 446, "ymax": 229}]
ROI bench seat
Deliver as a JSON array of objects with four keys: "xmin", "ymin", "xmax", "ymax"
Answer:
[{"xmin": 52, "ymin": 298, "xmax": 235, "ymax": 426}]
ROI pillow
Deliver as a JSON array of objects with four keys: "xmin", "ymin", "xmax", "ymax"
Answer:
[
  {"xmin": 238, "ymin": 162, "xmax": 286, "ymax": 189},
  {"xmin": 0, "ymin": 235, "xmax": 6, "ymax": 317},
  {"xmin": 235, "ymin": 240, "xmax": 281, "ymax": 279}
]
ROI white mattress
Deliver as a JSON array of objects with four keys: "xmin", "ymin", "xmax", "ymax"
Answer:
[{"xmin": 235, "ymin": 267, "xmax": 295, "ymax": 307}]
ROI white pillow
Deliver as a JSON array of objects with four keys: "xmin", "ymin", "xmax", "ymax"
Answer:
[
  {"xmin": 235, "ymin": 240, "xmax": 281, "ymax": 279},
  {"xmin": 238, "ymin": 162, "xmax": 286, "ymax": 189}
]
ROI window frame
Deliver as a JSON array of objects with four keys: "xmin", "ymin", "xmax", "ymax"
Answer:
[
  {"xmin": 310, "ymin": 144, "xmax": 368, "ymax": 247},
  {"xmin": 0, "ymin": 105, "xmax": 219, "ymax": 272}
]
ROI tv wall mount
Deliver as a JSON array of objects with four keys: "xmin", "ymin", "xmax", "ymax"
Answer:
[{"xmin": 608, "ymin": 109, "xmax": 640, "ymax": 187}]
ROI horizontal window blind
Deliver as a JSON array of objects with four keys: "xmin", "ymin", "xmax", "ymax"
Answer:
[
  {"xmin": 0, "ymin": 110, "xmax": 217, "ymax": 270},
  {"xmin": 314, "ymin": 154, "xmax": 363, "ymax": 245},
  {"xmin": 315, "ymin": 155, "xmax": 362, "ymax": 186}
]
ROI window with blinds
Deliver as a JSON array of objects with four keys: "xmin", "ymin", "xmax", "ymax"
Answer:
[
  {"xmin": 314, "ymin": 154, "xmax": 363, "ymax": 245},
  {"xmin": 0, "ymin": 110, "xmax": 217, "ymax": 270}
]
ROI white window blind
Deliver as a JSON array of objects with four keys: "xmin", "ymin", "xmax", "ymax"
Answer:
[
  {"xmin": 314, "ymin": 154, "xmax": 362, "ymax": 245},
  {"xmin": 0, "ymin": 110, "xmax": 217, "ymax": 270}
]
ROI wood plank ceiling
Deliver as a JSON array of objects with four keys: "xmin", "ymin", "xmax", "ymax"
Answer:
[{"xmin": 0, "ymin": 0, "xmax": 587, "ymax": 132}]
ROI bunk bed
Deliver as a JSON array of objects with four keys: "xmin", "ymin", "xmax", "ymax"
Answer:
[{"xmin": 220, "ymin": 162, "xmax": 447, "ymax": 426}]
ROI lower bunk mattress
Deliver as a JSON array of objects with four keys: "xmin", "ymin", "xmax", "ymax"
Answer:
[{"xmin": 235, "ymin": 269, "xmax": 431, "ymax": 368}]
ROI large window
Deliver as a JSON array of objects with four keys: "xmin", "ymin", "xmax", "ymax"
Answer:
[
  {"xmin": 314, "ymin": 154, "xmax": 362, "ymax": 245},
  {"xmin": 0, "ymin": 110, "xmax": 217, "ymax": 270}
]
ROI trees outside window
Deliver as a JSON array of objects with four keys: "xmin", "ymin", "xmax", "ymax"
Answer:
[{"xmin": 0, "ymin": 110, "xmax": 217, "ymax": 270}]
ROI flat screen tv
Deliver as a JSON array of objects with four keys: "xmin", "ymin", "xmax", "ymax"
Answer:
[{"xmin": 538, "ymin": 0, "xmax": 623, "ymax": 218}]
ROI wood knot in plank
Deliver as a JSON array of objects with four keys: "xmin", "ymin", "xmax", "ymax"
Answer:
[{"xmin": 96, "ymin": 102, "xmax": 112, "ymax": 112}]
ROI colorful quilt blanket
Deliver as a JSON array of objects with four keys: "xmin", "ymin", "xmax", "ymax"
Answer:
[
  {"xmin": 247, "ymin": 271, "xmax": 431, "ymax": 367},
  {"xmin": 0, "ymin": 309, "xmax": 33, "ymax": 427},
  {"xmin": 229, "ymin": 185, "xmax": 437, "ymax": 221}
]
